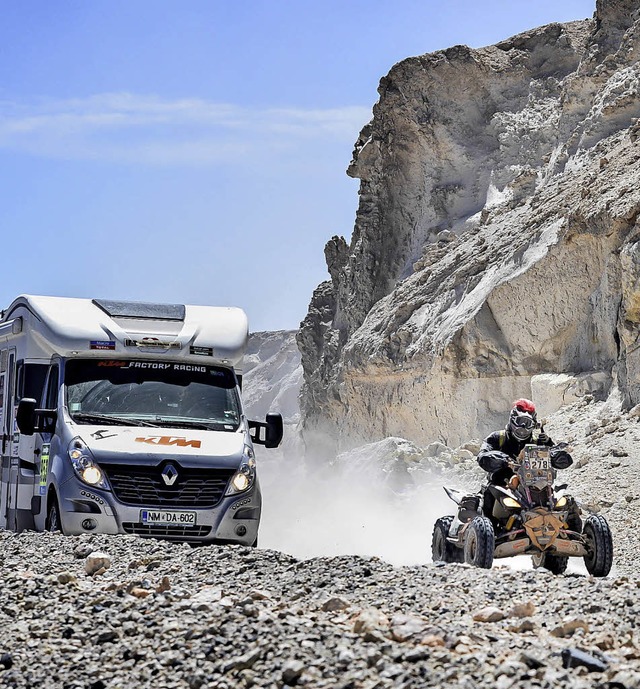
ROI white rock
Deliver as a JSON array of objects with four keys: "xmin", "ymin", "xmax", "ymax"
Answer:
[
  {"xmin": 425, "ymin": 442, "xmax": 449, "ymax": 458},
  {"xmin": 472, "ymin": 606, "xmax": 507, "ymax": 622},
  {"xmin": 84, "ymin": 552, "xmax": 112, "ymax": 576}
]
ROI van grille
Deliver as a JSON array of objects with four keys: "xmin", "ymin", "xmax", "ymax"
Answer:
[
  {"xmin": 101, "ymin": 464, "xmax": 235, "ymax": 507},
  {"xmin": 122, "ymin": 523, "xmax": 212, "ymax": 538}
]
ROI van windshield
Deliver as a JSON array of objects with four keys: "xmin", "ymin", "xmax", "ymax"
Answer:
[{"xmin": 65, "ymin": 359, "xmax": 241, "ymax": 431}]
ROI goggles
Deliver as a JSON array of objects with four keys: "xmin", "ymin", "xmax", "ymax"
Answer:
[{"xmin": 512, "ymin": 413, "xmax": 535, "ymax": 429}]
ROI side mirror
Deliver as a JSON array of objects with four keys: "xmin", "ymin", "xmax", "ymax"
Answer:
[
  {"xmin": 265, "ymin": 412, "xmax": 283, "ymax": 449},
  {"xmin": 16, "ymin": 398, "xmax": 58, "ymax": 436},
  {"xmin": 16, "ymin": 398, "xmax": 37, "ymax": 436},
  {"xmin": 248, "ymin": 412, "xmax": 284, "ymax": 449}
]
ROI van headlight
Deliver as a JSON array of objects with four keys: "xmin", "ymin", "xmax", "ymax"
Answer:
[
  {"xmin": 225, "ymin": 446, "xmax": 256, "ymax": 496},
  {"xmin": 68, "ymin": 437, "xmax": 109, "ymax": 490}
]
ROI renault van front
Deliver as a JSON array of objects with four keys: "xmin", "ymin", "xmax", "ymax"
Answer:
[{"xmin": 17, "ymin": 356, "xmax": 281, "ymax": 545}]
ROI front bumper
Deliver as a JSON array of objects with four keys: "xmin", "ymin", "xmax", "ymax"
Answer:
[{"xmin": 57, "ymin": 480, "xmax": 262, "ymax": 545}]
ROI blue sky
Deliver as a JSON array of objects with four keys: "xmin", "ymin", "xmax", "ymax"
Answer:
[{"xmin": 0, "ymin": 1, "xmax": 594, "ymax": 331}]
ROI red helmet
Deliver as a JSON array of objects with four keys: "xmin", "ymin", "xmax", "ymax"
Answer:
[
  {"xmin": 513, "ymin": 399, "xmax": 536, "ymax": 415},
  {"xmin": 508, "ymin": 399, "xmax": 537, "ymax": 440}
]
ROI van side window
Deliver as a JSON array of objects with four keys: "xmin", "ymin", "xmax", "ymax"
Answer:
[
  {"xmin": 15, "ymin": 362, "xmax": 48, "ymax": 404},
  {"xmin": 44, "ymin": 365, "xmax": 60, "ymax": 409}
]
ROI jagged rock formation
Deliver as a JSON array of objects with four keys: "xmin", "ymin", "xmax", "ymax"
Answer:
[
  {"xmin": 298, "ymin": 0, "xmax": 640, "ymax": 451},
  {"xmin": 243, "ymin": 331, "xmax": 302, "ymax": 423}
]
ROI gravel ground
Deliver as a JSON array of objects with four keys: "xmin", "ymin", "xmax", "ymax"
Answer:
[
  {"xmin": 1, "ymin": 396, "xmax": 639, "ymax": 688},
  {"xmin": 1, "ymin": 528, "xmax": 640, "ymax": 689}
]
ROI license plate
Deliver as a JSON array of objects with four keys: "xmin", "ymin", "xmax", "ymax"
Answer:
[{"xmin": 140, "ymin": 510, "xmax": 197, "ymax": 525}]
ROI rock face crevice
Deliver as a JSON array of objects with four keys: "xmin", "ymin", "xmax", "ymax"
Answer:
[{"xmin": 298, "ymin": 0, "xmax": 640, "ymax": 451}]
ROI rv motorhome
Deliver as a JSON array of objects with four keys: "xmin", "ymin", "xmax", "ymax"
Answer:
[{"xmin": 0, "ymin": 295, "xmax": 282, "ymax": 545}]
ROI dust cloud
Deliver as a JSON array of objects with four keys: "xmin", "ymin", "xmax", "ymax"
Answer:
[
  {"xmin": 254, "ymin": 431, "xmax": 600, "ymax": 576},
  {"xmin": 256, "ymin": 436, "xmax": 455, "ymax": 567}
]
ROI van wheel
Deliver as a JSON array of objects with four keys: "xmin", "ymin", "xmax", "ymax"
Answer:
[
  {"xmin": 46, "ymin": 495, "xmax": 63, "ymax": 533},
  {"xmin": 250, "ymin": 537, "xmax": 258, "ymax": 548}
]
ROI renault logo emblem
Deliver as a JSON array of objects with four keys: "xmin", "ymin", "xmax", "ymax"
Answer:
[{"xmin": 161, "ymin": 464, "xmax": 179, "ymax": 486}]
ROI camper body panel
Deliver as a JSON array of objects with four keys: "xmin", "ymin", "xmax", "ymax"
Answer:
[
  {"xmin": 0, "ymin": 346, "xmax": 45, "ymax": 533},
  {"xmin": 2, "ymin": 296, "xmax": 249, "ymax": 370}
]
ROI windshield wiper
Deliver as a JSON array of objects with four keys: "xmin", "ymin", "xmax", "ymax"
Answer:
[
  {"xmin": 72, "ymin": 412, "xmax": 157, "ymax": 427},
  {"xmin": 152, "ymin": 418, "xmax": 234, "ymax": 431}
]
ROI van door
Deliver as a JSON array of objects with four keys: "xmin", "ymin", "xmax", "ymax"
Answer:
[
  {"xmin": 13, "ymin": 361, "xmax": 48, "ymax": 531},
  {"xmin": 32, "ymin": 363, "xmax": 59, "ymax": 530},
  {"xmin": 2, "ymin": 349, "xmax": 18, "ymax": 530},
  {"xmin": 0, "ymin": 350, "xmax": 8, "ymax": 528}
]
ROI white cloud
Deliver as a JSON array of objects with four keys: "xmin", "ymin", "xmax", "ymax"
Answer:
[{"xmin": 0, "ymin": 94, "xmax": 372, "ymax": 165}]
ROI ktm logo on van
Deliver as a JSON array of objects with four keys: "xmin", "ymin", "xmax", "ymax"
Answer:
[{"xmin": 135, "ymin": 436, "xmax": 202, "ymax": 449}]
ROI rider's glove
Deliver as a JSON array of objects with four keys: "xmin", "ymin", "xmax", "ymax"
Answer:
[
  {"xmin": 538, "ymin": 431, "xmax": 549, "ymax": 444},
  {"xmin": 551, "ymin": 450, "xmax": 573, "ymax": 470},
  {"xmin": 479, "ymin": 450, "xmax": 511, "ymax": 473}
]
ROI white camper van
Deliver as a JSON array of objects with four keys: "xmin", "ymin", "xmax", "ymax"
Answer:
[{"xmin": 0, "ymin": 295, "xmax": 282, "ymax": 546}]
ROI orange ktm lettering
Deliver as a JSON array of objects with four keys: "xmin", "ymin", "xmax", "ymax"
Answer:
[{"xmin": 135, "ymin": 436, "xmax": 202, "ymax": 448}]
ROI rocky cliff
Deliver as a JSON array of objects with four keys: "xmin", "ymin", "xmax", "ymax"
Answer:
[
  {"xmin": 243, "ymin": 331, "xmax": 302, "ymax": 424},
  {"xmin": 298, "ymin": 0, "xmax": 640, "ymax": 451}
]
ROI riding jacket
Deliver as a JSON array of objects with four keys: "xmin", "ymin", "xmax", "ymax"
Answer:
[{"xmin": 477, "ymin": 429, "xmax": 556, "ymax": 484}]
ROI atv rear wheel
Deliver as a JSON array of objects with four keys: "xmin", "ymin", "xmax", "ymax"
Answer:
[
  {"xmin": 583, "ymin": 514, "xmax": 613, "ymax": 577},
  {"xmin": 464, "ymin": 516, "xmax": 495, "ymax": 569},
  {"xmin": 532, "ymin": 551, "xmax": 568, "ymax": 575},
  {"xmin": 431, "ymin": 516, "xmax": 463, "ymax": 563}
]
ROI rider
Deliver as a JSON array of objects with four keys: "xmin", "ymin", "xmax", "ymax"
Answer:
[{"xmin": 477, "ymin": 398, "xmax": 574, "ymax": 526}]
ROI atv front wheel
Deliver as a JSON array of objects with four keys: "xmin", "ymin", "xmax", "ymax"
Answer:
[
  {"xmin": 532, "ymin": 551, "xmax": 568, "ymax": 575},
  {"xmin": 583, "ymin": 515, "xmax": 613, "ymax": 577},
  {"xmin": 431, "ymin": 516, "xmax": 463, "ymax": 563},
  {"xmin": 464, "ymin": 516, "xmax": 495, "ymax": 569}
]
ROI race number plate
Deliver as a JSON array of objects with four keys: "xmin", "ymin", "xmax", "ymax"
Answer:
[
  {"xmin": 523, "ymin": 447, "xmax": 551, "ymax": 472},
  {"xmin": 141, "ymin": 510, "xmax": 197, "ymax": 526},
  {"xmin": 523, "ymin": 456, "xmax": 551, "ymax": 471}
]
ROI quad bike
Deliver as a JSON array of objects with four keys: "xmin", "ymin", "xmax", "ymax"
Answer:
[{"xmin": 431, "ymin": 443, "xmax": 613, "ymax": 577}]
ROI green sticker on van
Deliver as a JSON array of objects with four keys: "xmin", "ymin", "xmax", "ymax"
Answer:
[{"xmin": 39, "ymin": 444, "xmax": 50, "ymax": 495}]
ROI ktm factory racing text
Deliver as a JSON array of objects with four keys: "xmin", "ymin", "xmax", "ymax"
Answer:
[{"xmin": 0, "ymin": 295, "xmax": 283, "ymax": 546}]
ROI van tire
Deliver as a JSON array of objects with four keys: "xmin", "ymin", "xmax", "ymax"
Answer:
[{"xmin": 46, "ymin": 494, "xmax": 63, "ymax": 534}]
